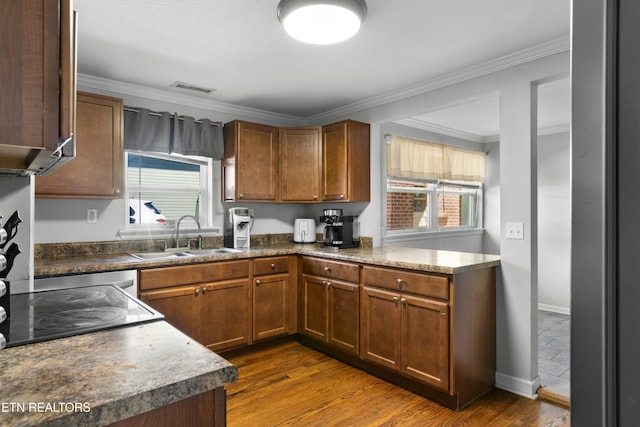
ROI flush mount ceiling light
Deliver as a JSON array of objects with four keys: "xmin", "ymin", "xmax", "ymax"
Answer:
[{"xmin": 277, "ymin": 0, "xmax": 368, "ymax": 45}]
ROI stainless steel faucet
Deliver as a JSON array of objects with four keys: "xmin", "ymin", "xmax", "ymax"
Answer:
[{"xmin": 175, "ymin": 215, "xmax": 201, "ymax": 249}]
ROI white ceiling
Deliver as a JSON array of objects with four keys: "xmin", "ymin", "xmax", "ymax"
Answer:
[{"xmin": 74, "ymin": 0, "xmax": 570, "ymax": 139}]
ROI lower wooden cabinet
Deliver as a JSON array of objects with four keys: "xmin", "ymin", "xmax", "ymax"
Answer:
[
  {"xmin": 139, "ymin": 285, "xmax": 200, "ymax": 339},
  {"xmin": 139, "ymin": 260, "xmax": 251, "ymax": 352},
  {"xmin": 201, "ymin": 279, "xmax": 252, "ymax": 352},
  {"xmin": 139, "ymin": 257, "xmax": 296, "ymax": 353},
  {"xmin": 137, "ymin": 253, "xmax": 496, "ymax": 410},
  {"xmin": 362, "ymin": 286, "xmax": 450, "ymax": 391},
  {"xmin": 300, "ymin": 257, "xmax": 360, "ymax": 356}
]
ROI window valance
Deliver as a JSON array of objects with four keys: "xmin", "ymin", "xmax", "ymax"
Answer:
[
  {"xmin": 386, "ymin": 135, "xmax": 486, "ymax": 183},
  {"xmin": 124, "ymin": 107, "xmax": 224, "ymax": 160}
]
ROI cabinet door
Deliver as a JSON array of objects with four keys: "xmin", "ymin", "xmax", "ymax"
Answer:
[
  {"xmin": 361, "ymin": 286, "xmax": 401, "ymax": 371},
  {"xmin": 328, "ymin": 280, "xmax": 359, "ymax": 355},
  {"xmin": 201, "ymin": 279, "xmax": 252, "ymax": 352},
  {"xmin": 301, "ymin": 275, "xmax": 328, "ymax": 341},
  {"xmin": 36, "ymin": 92, "xmax": 124, "ymax": 198},
  {"xmin": 253, "ymin": 274, "xmax": 289, "ymax": 341},
  {"xmin": 322, "ymin": 121, "xmax": 349, "ymax": 201},
  {"xmin": 402, "ymin": 295, "xmax": 450, "ymax": 391},
  {"xmin": 280, "ymin": 127, "xmax": 321, "ymax": 202},
  {"xmin": 321, "ymin": 120, "xmax": 370, "ymax": 202},
  {"xmin": 140, "ymin": 286, "xmax": 199, "ymax": 339},
  {"xmin": 235, "ymin": 121, "xmax": 279, "ymax": 201}
]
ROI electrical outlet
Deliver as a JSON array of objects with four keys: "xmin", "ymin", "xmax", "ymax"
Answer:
[
  {"xmin": 87, "ymin": 209, "xmax": 98, "ymax": 224},
  {"xmin": 506, "ymin": 222, "xmax": 524, "ymax": 239}
]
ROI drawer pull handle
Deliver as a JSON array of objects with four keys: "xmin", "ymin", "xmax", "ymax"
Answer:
[
  {"xmin": 396, "ymin": 278, "xmax": 403, "ymax": 285},
  {"xmin": 271, "ymin": 263, "xmax": 276, "ymax": 269},
  {"xmin": 324, "ymin": 266, "xmax": 331, "ymax": 272}
]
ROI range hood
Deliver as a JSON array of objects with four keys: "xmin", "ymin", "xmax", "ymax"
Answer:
[{"xmin": 0, "ymin": 134, "xmax": 75, "ymax": 177}]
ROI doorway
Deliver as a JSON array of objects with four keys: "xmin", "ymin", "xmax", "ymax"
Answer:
[{"xmin": 536, "ymin": 77, "xmax": 571, "ymax": 401}]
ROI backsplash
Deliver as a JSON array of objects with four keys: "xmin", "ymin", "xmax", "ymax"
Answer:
[{"xmin": 35, "ymin": 234, "xmax": 373, "ymax": 258}]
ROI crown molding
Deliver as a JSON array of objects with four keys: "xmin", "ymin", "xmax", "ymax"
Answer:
[
  {"xmin": 79, "ymin": 36, "xmax": 570, "ymax": 126},
  {"xmin": 538, "ymin": 124, "xmax": 570, "ymax": 136},
  {"xmin": 394, "ymin": 118, "xmax": 492, "ymax": 143},
  {"xmin": 77, "ymin": 74, "xmax": 307, "ymax": 126},
  {"xmin": 310, "ymin": 36, "xmax": 571, "ymax": 124}
]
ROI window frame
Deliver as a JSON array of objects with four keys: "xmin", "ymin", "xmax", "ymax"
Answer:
[
  {"xmin": 384, "ymin": 175, "xmax": 483, "ymax": 237},
  {"xmin": 124, "ymin": 150, "xmax": 213, "ymax": 230}
]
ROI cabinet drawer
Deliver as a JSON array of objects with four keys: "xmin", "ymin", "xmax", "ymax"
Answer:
[
  {"xmin": 254, "ymin": 256, "xmax": 289, "ymax": 276},
  {"xmin": 139, "ymin": 260, "xmax": 250, "ymax": 290},
  {"xmin": 302, "ymin": 257, "xmax": 359, "ymax": 283},
  {"xmin": 363, "ymin": 266, "xmax": 449, "ymax": 300}
]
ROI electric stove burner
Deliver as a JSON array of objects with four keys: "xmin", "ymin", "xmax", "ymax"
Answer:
[{"xmin": 0, "ymin": 284, "xmax": 163, "ymax": 349}]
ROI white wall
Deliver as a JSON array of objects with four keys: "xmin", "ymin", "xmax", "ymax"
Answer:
[{"xmin": 537, "ymin": 131, "xmax": 570, "ymax": 313}]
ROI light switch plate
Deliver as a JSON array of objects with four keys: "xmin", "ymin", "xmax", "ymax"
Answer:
[{"xmin": 506, "ymin": 222, "xmax": 524, "ymax": 239}]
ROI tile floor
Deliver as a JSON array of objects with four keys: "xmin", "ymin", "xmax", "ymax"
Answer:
[{"xmin": 538, "ymin": 310, "xmax": 571, "ymax": 397}]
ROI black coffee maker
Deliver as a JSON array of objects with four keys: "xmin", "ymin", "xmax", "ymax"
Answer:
[{"xmin": 320, "ymin": 209, "xmax": 360, "ymax": 249}]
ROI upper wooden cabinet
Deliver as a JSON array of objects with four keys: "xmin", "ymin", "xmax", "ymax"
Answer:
[
  {"xmin": 35, "ymin": 92, "xmax": 124, "ymax": 198},
  {"xmin": 322, "ymin": 120, "xmax": 370, "ymax": 202},
  {"xmin": 280, "ymin": 127, "xmax": 321, "ymax": 202},
  {"xmin": 223, "ymin": 120, "xmax": 279, "ymax": 202},
  {"xmin": 0, "ymin": 0, "xmax": 75, "ymax": 174},
  {"xmin": 223, "ymin": 119, "xmax": 370, "ymax": 203}
]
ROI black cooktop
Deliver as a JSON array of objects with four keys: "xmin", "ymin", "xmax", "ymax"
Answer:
[{"xmin": 0, "ymin": 285, "xmax": 163, "ymax": 348}]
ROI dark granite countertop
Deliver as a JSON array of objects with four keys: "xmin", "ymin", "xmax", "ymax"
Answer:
[
  {"xmin": 0, "ymin": 321, "xmax": 237, "ymax": 427},
  {"xmin": 35, "ymin": 244, "xmax": 500, "ymax": 278}
]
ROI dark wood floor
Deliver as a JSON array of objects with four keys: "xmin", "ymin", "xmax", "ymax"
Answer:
[{"xmin": 224, "ymin": 339, "xmax": 570, "ymax": 426}]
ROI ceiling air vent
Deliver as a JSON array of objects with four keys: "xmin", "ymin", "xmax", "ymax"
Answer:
[{"xmin": 170, "ymin": 81, "xmax": 216, "ymax": 95}]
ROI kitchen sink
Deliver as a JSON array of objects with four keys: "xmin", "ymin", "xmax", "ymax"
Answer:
[
  {"xmin": 129, "ymin": 247, "xmax": 242, "ymax": 260},
  {"xmin": 129, "ymin": 250, "xmax": 195, "ymax": 260},
  {"xmin": 184, "ymin": 248, "xmax": 243, "ymax": 256}
]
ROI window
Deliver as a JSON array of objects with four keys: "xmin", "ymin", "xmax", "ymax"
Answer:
[
  {"xmin": 386, "ymin": 178, "xmax": 481, "ymax": 233},
  {"xmin": 385, "ymin": 134, "xmax": 484, "ymax": 235},
  {"xmin": 126, "ymin": 151, "xmax": 213, "ymax": 228}
]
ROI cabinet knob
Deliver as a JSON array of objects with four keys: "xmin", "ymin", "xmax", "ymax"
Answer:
[
  {"xmin": 239, "ymin": 193, "xmax": 244, "ymax": 199},
  {"xmin": 396, "ymin": 278, "xmax": 403, "ymax": 286},
  {"xmin": 256, "ymin": 279, "xmax": 262, "ymax": 286},
  {"xmin": 114, "ymin": 188, "xmax": 121, "ymax": 195},
  {"xmin": 340, "ymin": 194, "xmax": 345, "ymax": 199},
  {"xmin": 313, "ymin": 195, "xmax": 318, "ymax": 200},
  {"xmin": 392, "ymin": 296, "xmax": 399, "ymax": 303},
  {"xmin": 202, "ymin": 287, "xmax": 208, "ymax": 293},
  {"xmin": 324, "ymin": 266, "xmax": 331, "ymax": 272},
  {"xmin": 270, "ymin": 263, "xmax": 276, "ymax": 270},
  {"xmin": 195, "ymin": 288, "xmax": 200, "ymax": 295},
  {"xmin": 400, "ymin": 297, "xmax": 407, "ymax": 304}
]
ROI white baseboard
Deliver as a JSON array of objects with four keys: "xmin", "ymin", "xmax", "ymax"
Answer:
[
  {"xmin": 495, "ymin": 371, "xmax": 541, "ymax": 399},
  {"xmin": 538, "ymin": 303, "xmax": 571, "ymax": 315}
]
